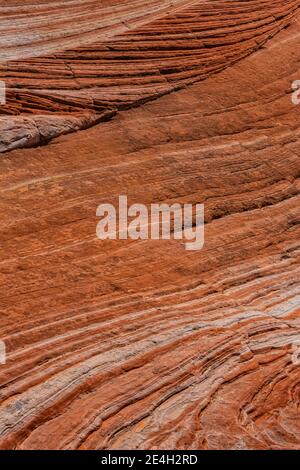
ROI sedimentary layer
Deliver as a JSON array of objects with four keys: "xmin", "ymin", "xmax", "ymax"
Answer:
[
  {"xmin": 0, "ymin": 0, "xmax": 195, "ymax": 61},
  {"xmin": 0, "ymin": 0, "xmax": 300, "ymax": 151},
  {"xmin": 0, "ymin": 3, "xmax": 299, "ymax": 449}
]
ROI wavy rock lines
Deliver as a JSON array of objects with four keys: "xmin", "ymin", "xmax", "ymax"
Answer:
[{"xmin": 0, "ymin": 0, "xmax": 300, "ymax": 151}]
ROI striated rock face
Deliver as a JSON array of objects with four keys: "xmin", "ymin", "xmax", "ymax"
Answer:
[
  {"xmin": 0, "ymin": 0, "xmax": 300, "ymax": 451},
  {"xmin": 0, "ymin": 0, "xmax": 195, "ymax": 61},
  {"xmin": 0, "ymin": 0, "xmax": 300, "ymax": 151}
]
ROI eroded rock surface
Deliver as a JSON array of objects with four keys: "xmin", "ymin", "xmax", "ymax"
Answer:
[
  {"xmin": 0, "ymin": 0, "xmax": 299, "ymax": 151},
  {"xmin": 0, "ymin": 0, "xmax": 299, "ymax": 450}
]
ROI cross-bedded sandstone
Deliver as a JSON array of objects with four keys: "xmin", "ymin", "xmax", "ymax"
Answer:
[
  {"xmin": 0, "ymin": 0, "xmax": 299, "ymax": 450},
  {"xmin": 0, "ymin": 0, "xmax": 299, "ymax": 151}
]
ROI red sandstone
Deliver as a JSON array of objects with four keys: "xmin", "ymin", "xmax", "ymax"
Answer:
[{"xmin": 0, "ymin": 0, "xmax": 299, "ymax": 450}]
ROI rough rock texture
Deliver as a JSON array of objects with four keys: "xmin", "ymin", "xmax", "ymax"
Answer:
[
  {"xmin": 0, "ymin": 0, "xmax": 300, "ymax": 451},
  {"xmin": 0, "ymin": 0, "xmax": 195, "ymax": 61},
  {"xmin": 0, "ymin": 0, "xmax": 300, "ymax": 151}
]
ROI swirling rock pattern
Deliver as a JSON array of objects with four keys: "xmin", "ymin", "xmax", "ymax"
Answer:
[
  {"xmin": 0, "ymin": 0, "xmax": 300, "ymax": 151},
  {"xmin": 0, "ymin": 0, "xmax": 300, "ymax": 450}
]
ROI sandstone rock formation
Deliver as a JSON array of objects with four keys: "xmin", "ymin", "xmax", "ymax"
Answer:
[
  {"xmin": 1, "ymin": 0, "xmax": 300, "ymax": 151},
  {"xmin": 0, "ymin": 0, "xmax": 300, "ymax": 450}
]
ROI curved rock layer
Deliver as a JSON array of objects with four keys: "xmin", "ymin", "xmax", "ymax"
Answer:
[
  {"xmin": 0, "ymin": 0, "xmax": 300, "ymax": 151},
  {"xmin": 0, "ymin": 0, "xmax": 193, "ymax": 61},
  {"xmin": 0, "ymin": 1, "xmax": 300, "ymax": 451}
]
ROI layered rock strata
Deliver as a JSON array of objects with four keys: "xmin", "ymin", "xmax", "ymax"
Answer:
[
  {"xmin": 0, "ymin": 0, "xmax": 299, "ymax": 450},
  {"xmin": 0, "ymin": 0, "xmax": 300, "ymax": 151}
]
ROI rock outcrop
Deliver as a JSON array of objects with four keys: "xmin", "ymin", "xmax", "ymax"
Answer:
[
  {"xmin": 0, "ymin": 0, "xmax": 299, "ymax": 450},
  {"xmin": 0, "ymin": 0, "xmax": 299, "ymax": 151}
]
